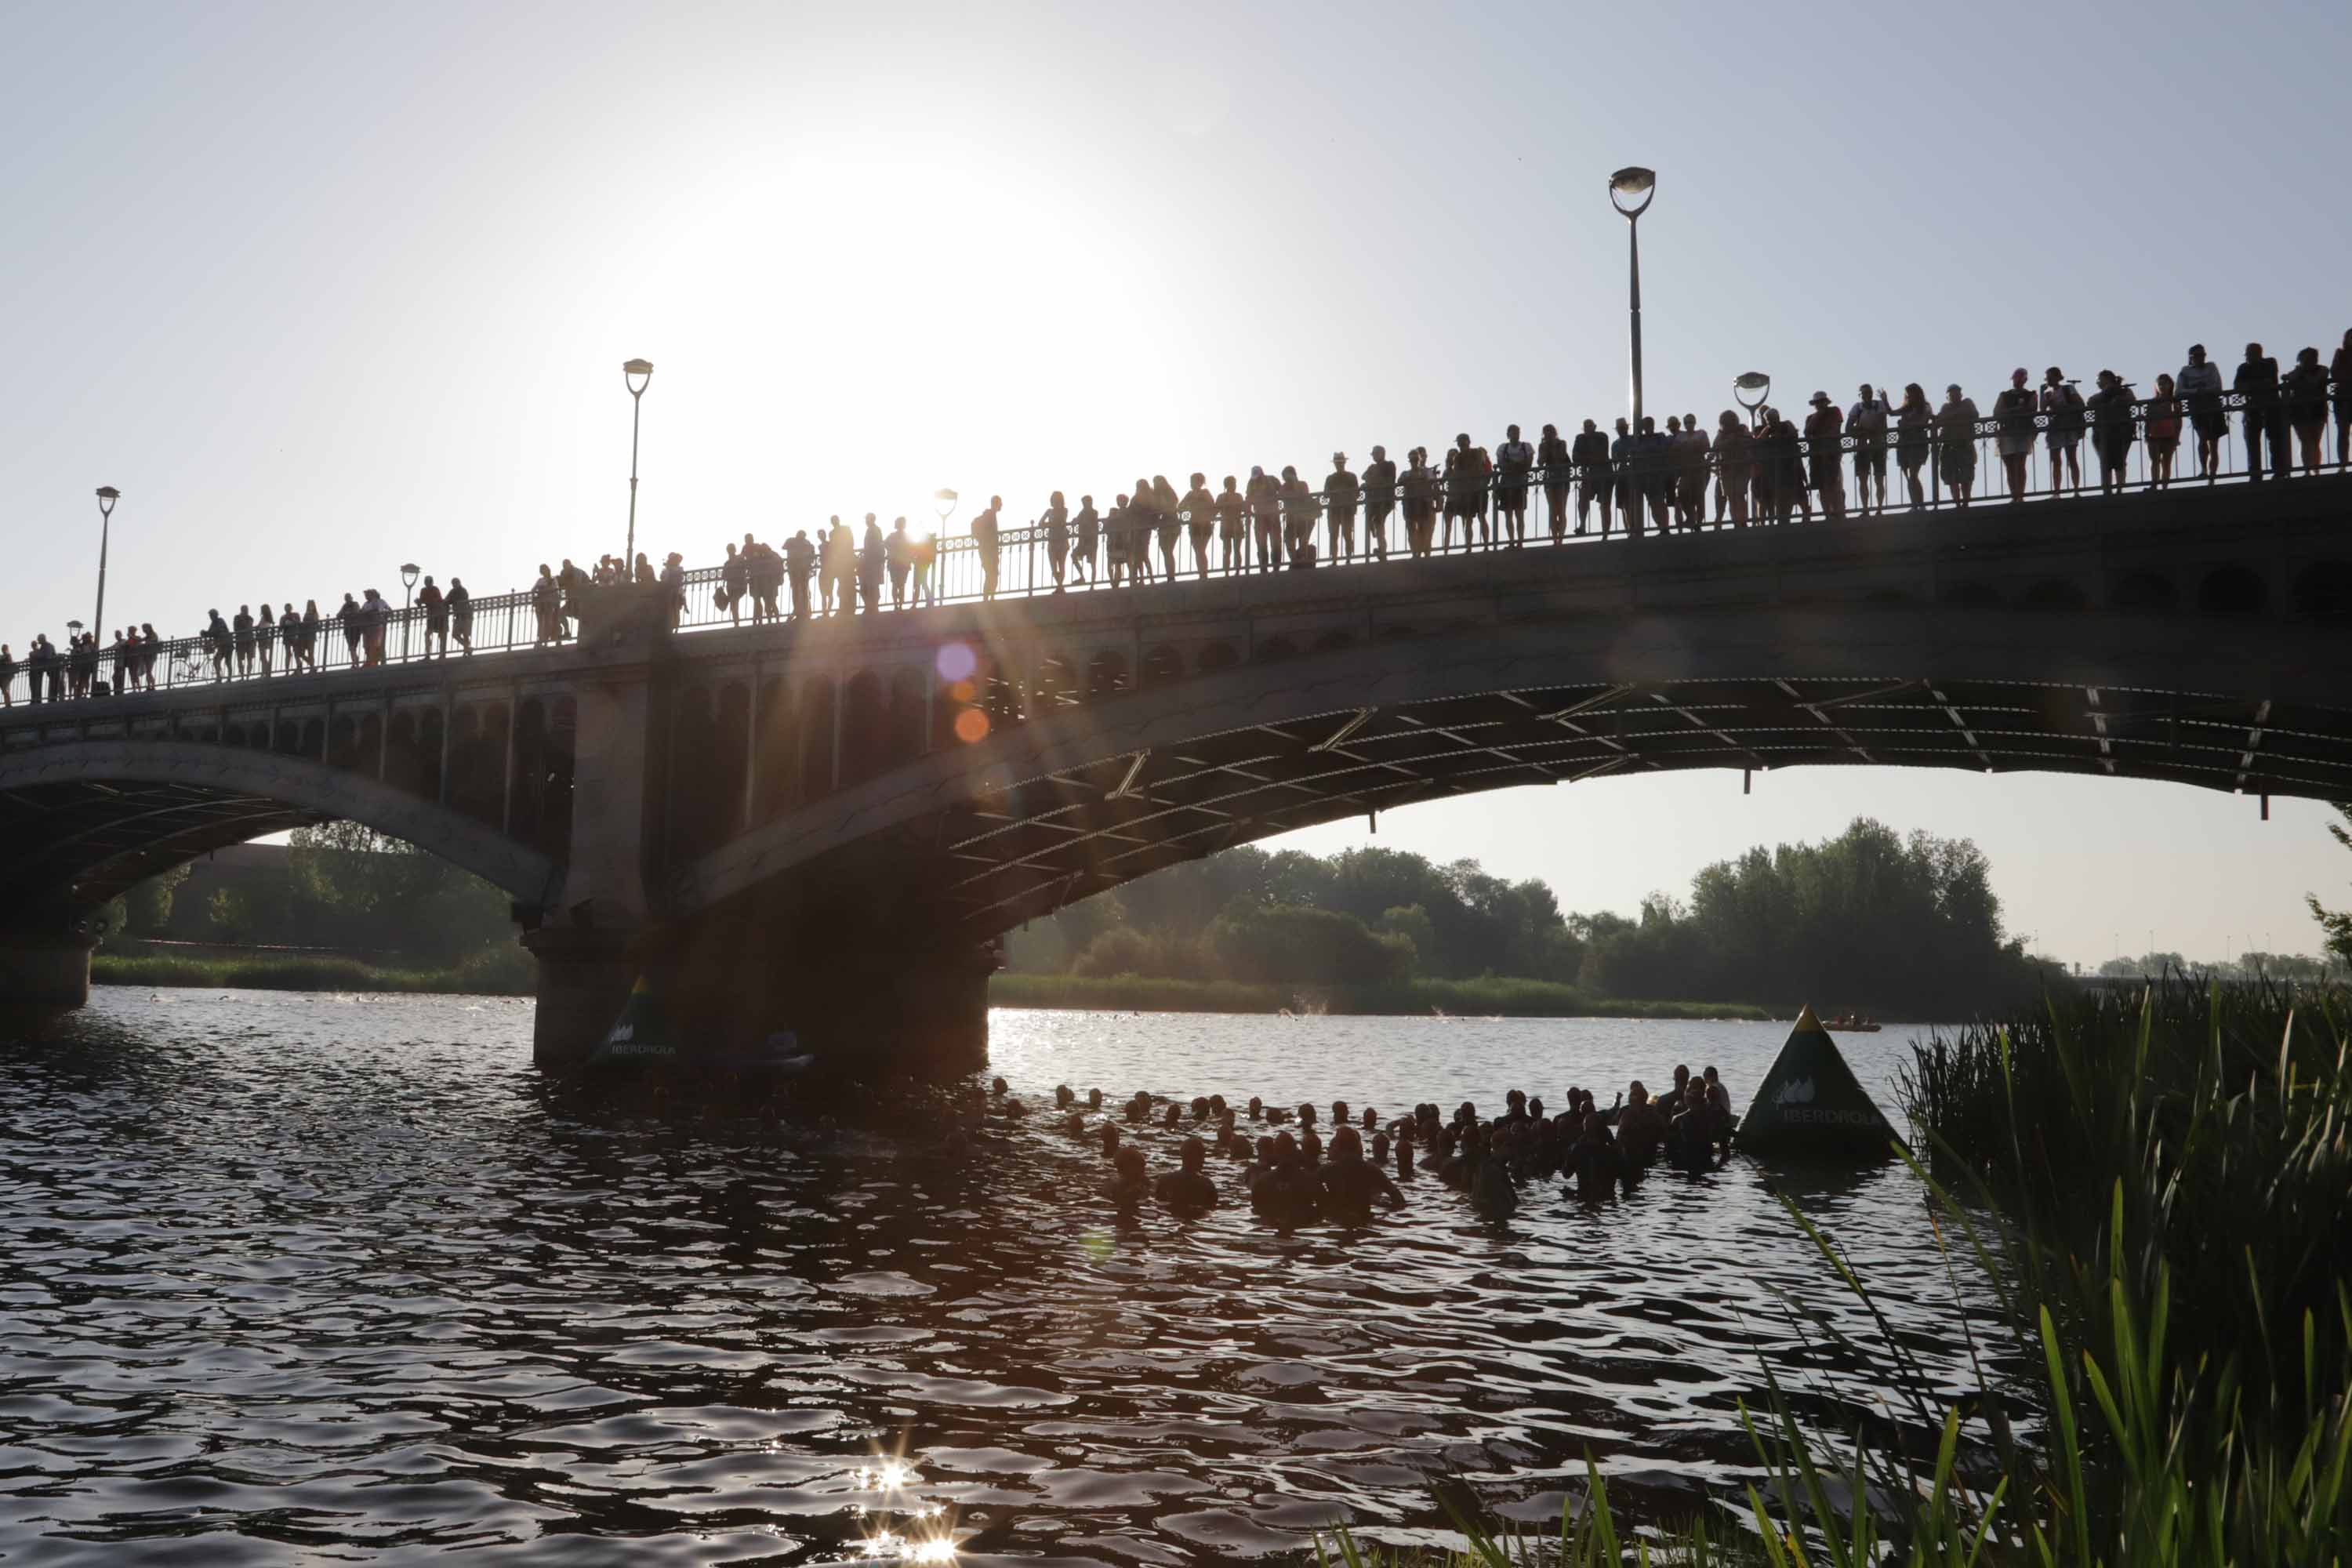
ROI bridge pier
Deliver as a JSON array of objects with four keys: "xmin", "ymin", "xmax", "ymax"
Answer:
[
  {"xmin": 522, "ymin": 927, "xmax": 638, "ymax": 1072},
  {"xmin": 0, "ymin": 932, "xmax": 99, "ymax": 1010}
]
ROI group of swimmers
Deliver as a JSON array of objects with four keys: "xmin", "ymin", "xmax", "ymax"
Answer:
[{"xmin": 977, "ymin": 1062, "xmax": 1740, "ymax": 1225}]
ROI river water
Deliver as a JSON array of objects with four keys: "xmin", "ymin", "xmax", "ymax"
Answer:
[{"xmin": 0, "ymin": 993, "xmax": 1995, "ymax": 1564}]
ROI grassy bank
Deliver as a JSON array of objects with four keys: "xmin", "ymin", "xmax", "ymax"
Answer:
[
  {"xmin": 988, "ymin": 971, "xmax": 1768, "ymax": 1020},
  {"xmin": 94, "ymin": 946, "xmax": 533, "ymax": 995}
]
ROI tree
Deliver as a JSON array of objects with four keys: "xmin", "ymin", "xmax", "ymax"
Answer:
[{"xmin": 2307, "ymin": 804, "xmax": 2352, "ymax": 964}]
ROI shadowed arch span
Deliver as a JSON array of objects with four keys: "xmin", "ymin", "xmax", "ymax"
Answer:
[
  {"xmin": 669, "ymin": 601, "xmax": 2352, "ymax": 934},
  {"xmin": 0, "ymin": 742, "xmax": 561, "ymax": 917}
]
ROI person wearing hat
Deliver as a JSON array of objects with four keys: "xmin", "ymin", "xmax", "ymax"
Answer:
[
  {"xmin": 2040, "ymin": 366, "xmax": 2086, "ymax": 496},
  {"xmin": 1323, "ymin": 453, "xmax": 1359, "ymax": 563},
  {"xmin": 1936, "ymin": 383, "xmax": 1980, "ymax": 506},
  {"xmin": 1803, "ymin": 391, "xmax": 1846, "ymax": 521},
  {"xmin": 2176, "ymin": 344, "xmax": 2226, "ymax": 481},
  {"xmin": 1991, "ymin": 368, "xmax": 2037, "ymax": 503}
]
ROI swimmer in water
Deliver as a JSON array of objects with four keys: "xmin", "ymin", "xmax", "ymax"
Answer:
[
  {"xmin": 1250, "ymin": 1131, "xmax": 1321, "ymax": 1227},
  {"xmin": 1101, "ymin": 1122, "xmax": 1122, "ymax": 1159},
  {"xmin": 1360, "ymin": 1107, "xmax": 1377, "ymax": 1131},
  {"xmin": 1330, "ymin": 1100, "xmax": 1349, "ymax": 1128},
  {"xmin": 1298, "ymin": 1102, "xmax": 1318, "ymax": 1131},
  {"xmin": 990, "ymin": 1077, "xmax": 1007, "ymax": 1098},
  {"xmin": 1191, "ymin": 1096, "xmax": 1210, "ymax": 1122},
  {"xmin": 1247, "ymin": 1096, "xmax": 1265, "ymax": 1122},
  {"xmin": 1153, "ymin": 1136, "xmax": 1219, "ymax": 1213},
  {"xmin": 1468, "ymin": 1130, "xmax": 1518, "ymax": 1219},
  {"xmin": 1320, "ymin": 1127, "xmax": 1405, "ymax": 1215},
  {"xmin": 1087, "ymin": 1087, "xmax": 1103, "ymax": 1111},
  {"xmin": 1163, "ymin": 1102, "xmax": 1184, "ymax": 1131},
  {"xmin": 1108, "ymin": 1145, "xmax": 1149, "ymax": 1207},
  {"xmin": 1054, "ymin": 1084, "xmax": 1074, "ymax": 1109},
  {"xmin": 1126, "ymin": 1092, "xmax": 1149, "ymax": 1124},
  {"xmin": 1242, "ymin": 1135, "xmax": 1278, "ymax": 1192},
  {"xmin": 1615, "ymin": 1081, "xmax": 1667, "ymax": 1168}
]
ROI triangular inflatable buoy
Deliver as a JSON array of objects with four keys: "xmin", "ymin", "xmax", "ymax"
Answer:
[
  {"xmin": 1734, "ymin": 1004, "xmax": 1903, "ymax": 1160},
  {"xmin": 586, "ymin": 974, "xmax": 677, "ymax": 1069}
]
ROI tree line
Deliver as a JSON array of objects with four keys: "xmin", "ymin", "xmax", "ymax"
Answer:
[
  {"xmin": 1004, "ymin": 817, "xmax": 2062, "ymax": 1015},
  {"xmin": 104, "ymin": 821, "xmax": 513, "ymax": 963}
]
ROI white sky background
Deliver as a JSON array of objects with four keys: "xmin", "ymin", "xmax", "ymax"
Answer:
[{"xmin": 4, "ymin": 1, "xmax": 2348, "ymax": 968}]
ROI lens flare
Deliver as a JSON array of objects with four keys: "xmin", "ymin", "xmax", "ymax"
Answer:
[
  {"xmin": 935, "ymin": 642, "xmax": 978, "ymax": 682},
  {"xmin": 952, "ymin": 708, "xmax": 990, "ymax": 745}
]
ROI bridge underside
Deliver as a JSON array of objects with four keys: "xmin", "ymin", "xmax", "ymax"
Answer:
[
  {"xmin": 727, "ymin": 669, "xmax": 2350, "ymax": 945},
  {"xmin": 0, "ymin": 778, "xmax": 321, "ymax": 916}
]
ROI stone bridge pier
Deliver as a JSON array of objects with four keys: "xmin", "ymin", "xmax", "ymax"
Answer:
[{"xmin": 518, "ymin": 588, "xmax": 993, "ymax": 1077}]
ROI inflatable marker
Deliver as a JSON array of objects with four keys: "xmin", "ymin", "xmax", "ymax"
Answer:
[
  {"xmin": 1735, "ymin": 1004, "xmax": 1904, "ymax": 1160},
  {"xmin": 587, "ymin": 974, "xmax": 677, "ymax": 1069}
]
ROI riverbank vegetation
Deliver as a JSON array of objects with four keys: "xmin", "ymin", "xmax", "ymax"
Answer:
[
  {"xmin": 1008, "ymin": 820, "xmax": 2059, "ymax": 1018},
  {"xmin": 93, "ymin": 944, "xmax": 533, "ymax": 995},
  {"xmin": 987, "ymin": 972, "xmax": 1766, "ymax": 1020},
  {"xmin": 1328, "ymin": 975, "xmax": 2352, "ymax": 1562}
]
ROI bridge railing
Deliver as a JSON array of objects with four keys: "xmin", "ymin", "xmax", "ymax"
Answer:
[{"xmin": 2, "ymin": 380, "xmax": 2343, "ymax": 710}]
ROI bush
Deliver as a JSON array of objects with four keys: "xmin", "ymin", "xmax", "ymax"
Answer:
[{"xmin": 1207, "ymin": 902, "xmax": 1414, "ymax": 986}]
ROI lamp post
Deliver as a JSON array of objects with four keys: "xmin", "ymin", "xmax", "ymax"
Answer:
[
  {"xmin": 1608, "ymin": 166, "xmax": 1657, "ymax": 432},
  {"xmin": 622, "ymin": 358, "xmax": 654, "ymax": 573},
  {"xmin": 93, "ymin": 487, "xmax": 120, "ymax": 639},
  {"xmin": 932, "ymin": 489, "xmax": 958, "ymax": 605},
  {"xmin": 400, "ymin": 562, "xmax": 420, "ymax": 659},
  {"xmin": 1734, "ymin": 372, "xmax": 1771, "ymax": 428}
]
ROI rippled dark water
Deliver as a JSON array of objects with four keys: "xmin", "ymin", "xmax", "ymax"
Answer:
[{"xmin": 1, "ymin": 993, "xmax": 1992, "ymax": 1563}]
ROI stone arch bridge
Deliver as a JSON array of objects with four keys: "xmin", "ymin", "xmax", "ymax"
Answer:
[{"xmin": 5, "ymin": 476, "xmax": 2348, "ymax": 1071}]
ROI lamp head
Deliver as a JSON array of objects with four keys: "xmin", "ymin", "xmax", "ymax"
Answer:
[
  {"xmin": 95, "ymin": 485, "xmax": 120, "ymax": 517},
  {"xmin": 67, "ymin": 619, "xmax": 84, "ymax": 633},
  {"xmin": 1608, "ymin": 165, "xmax": 1656, "ymax": 217},
  {"xmin": 933, "ymin": 487, "xmax": 959, "ymax": 521},
  {"xmin": 1733, "ymin": 371, "xmax": 1771, "ymax": 412},
  {"xmin": 400, "ymin": 562, "xmax": 420, "ymax": 589},
  {"xmin": 622, "ymin": 358, "xmax": 653, "ymax": 395}
]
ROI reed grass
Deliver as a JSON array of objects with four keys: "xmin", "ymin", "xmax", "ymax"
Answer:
[
  {"xmin": 1327, "ymin": 978, "xmax": 2352, "ymax": 1563},
  {"xmin": 93, "ymin": 942, "xmax": 534, "ymax": 995}
]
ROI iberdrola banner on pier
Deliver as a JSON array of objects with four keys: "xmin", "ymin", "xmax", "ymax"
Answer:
[{"xmin": 1735, "ymin": 1004, "xmax": 1903, "ymax": 1160}]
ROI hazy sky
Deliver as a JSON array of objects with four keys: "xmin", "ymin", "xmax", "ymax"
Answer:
[{"xmin": 6, "ymin": 2, "xmax": 2348, "ymax": 967}]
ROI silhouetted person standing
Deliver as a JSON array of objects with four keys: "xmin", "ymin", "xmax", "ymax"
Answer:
[
  {"xmin": 1278, "ymin": 465, "xmax": 1317, "ymax": 564},
  {"xmin": 1992, "ymin": 368, "xmax": 2036, "ymax": 503},
  {"xmin": 2283, "ymin": 347, "xmax": 2329, "ymax": 473},
  {"xmin": 1321, "ymin": 455, "xmax": 1358, "ymax": 562},
  {"xmin": 1181, "ymin": 473, "xmax": 1215, "ymax": 578},
  {"xmin": 2041, "ymin": 367, "xmax": 2086, "ymax": 495},
  {"xmin": 974, "ymin": 496, "xmax": 1003, "ymax": 601},
  {"xmin": 1803, "ymin": 394, "xmax": 1846, "ymax": 521},
  {"xmin": 887, "ymin": 517, "xmax": 913, "ymax": 606},
  {"xmin": 2087, "ymin": 369, "xmax": 2136, "ymax": 492},
  {"xmin": 1609, "ymin": 417, "xmax": 1638, "ymax": 536},
  {"xmin": 1849, "ymin": 384, "xmax": 1893, "ymax": 514},
  {"xmin": 1151, "ymin": 475, "xmax": 1181, "ymax": 581},
  {"xmin": 857, "ymin": 518, "xmax": 884, "ymax": 614},
  {"xmin": 1072, "ymin": 495, "xmax": 1099, "ymax": 586},
  {"xmin": 720, "ymin": 543, "xmax": 750, "ymax": 624},
  {"xmin": 1359, "ymin": 445, "xmax": 1396, "ymax": 560},
  {"xmin": 418, "ymin": 575, "xmax": 446, "ymax": 655},
  {"xmin": 1246, "ymin": 466, "xmax": 1280, "ymax": 572},
  {"xmin": 2236, "ymin": 343, "xmax": 2285, "ymax": 481},
  {"xmin": 1713, "ymin": 412, "xmax": 1752, "ymax": 525},
  {"xmin": 233, "ymin": 606, "xmax": 256, "ymax": 676},
  {"xmin": 1571, "ymin": 419, "xmax": 1610, "ymax": 535},
  {"xmin": 2178, "ymin": 344, "xmax": 2226, "ymax": 481},
  {"xmin": 1537, "ymin": 423, "xmax": 1570, "ymax": 541},
  {"xmin": 1494, "ymin": 424, "xmax": 1533, "ymax": 545},
  {"xmin": 785, "ymin": 529, "xmax": 815, "ymax": 619},
  {"xmin": 528, "ymin": 571, "xmax": 558, "ymax": 648},
  {"xmin": 1040, "ymin": 493, "xmax": 1069, "ymax": 591},
  {"xmin": 1211, "ymin": 478, "xmax": 1245, "ymax": 575},
  {"xmin": 445, "ymin": 580, "xmax": 471, "ymax": 655},
  {"xmin": 1937, "ymin": 384, "xmax": 1980, "ymax": 506}
]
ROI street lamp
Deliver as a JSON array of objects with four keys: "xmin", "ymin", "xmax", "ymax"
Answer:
[
  {"xmin": 1733, "ymin": 372, "xmax": 1771, "ymax": 427},
  {"xmin": 400, "ymin": 562, "xmax": 420, "ymax": 659},
  {"xmin": 1608, "ymin": 165, "xmax": 1657, "ymax": 432},
  {"xmin": 622, "ymin": 358, "xmax": 654, "ymax": 572},
  {"xmin": 93, "ymin": 488, "xmax": 119, "ymax": 637},
  {"xmin": 929, "ymin": 490, "xmax": 958, "ymax": 608}
]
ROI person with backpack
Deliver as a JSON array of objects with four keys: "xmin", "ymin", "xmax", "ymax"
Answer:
[{"xmin": 2041, "ymin": 366, "xmax": 2086, "ymax": 495}]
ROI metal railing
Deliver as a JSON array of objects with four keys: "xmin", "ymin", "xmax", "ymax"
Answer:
[{"xmin": 3, "ymin": 377, "xmax": 2344, "ymax": 712}]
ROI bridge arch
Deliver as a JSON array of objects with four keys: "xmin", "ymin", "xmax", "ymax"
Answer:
[
  {"xmin": 0, "ymin": 741, "xmax": 560, "ymax": 920},
  {"xmin": 670, "ymin": 600, "xmax": 2352, "ymax": 933}
]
